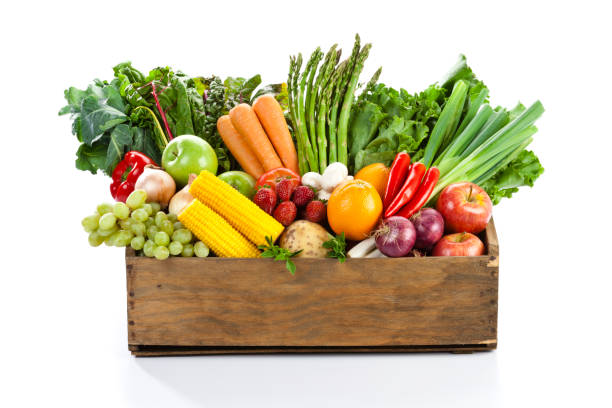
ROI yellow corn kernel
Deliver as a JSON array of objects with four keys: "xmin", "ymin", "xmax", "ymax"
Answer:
[
  {"xmin": 190, "ymin": 170, "xmax": 284, "ymax": 246},
  {"xmin": 178, "ymin": 200, "xmax": 260, "ymax": 258}
]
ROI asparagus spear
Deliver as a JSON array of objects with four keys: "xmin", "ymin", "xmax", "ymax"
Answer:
[
  {"xmin": 305, "ymin": 47, "xmax": 323, "ymax": 164},
  {"xmin": 337, "ymin": 42, "xmax": 372, "ymax": 165},
  {"xmin": 288, "ymin": 56, "xmax": 308, "ymax": 174},
  {"xmin": 294, "ymin": 54, "xmax": 317, "ymax": 172},
  {"xmin": 326, "ymin": 61, "xmax": 348, "ymax": 163},
  {"xmin": 310, "ymin": 45, "xmax": 338, "ymax": 172},
  {"xmin": 356, "ymin": 66, "xmax": 382, "ymax": 106},
  {"xmin": 327, "ymin": 35, "xmax": 362, "ymax": 164},
  {"xmin": 314, "ymin": 49, "xmax": 340, "ymax": 171},
  {"xmin": 299, "ymin": 51, "xmax": 321, "ymax": 172}
]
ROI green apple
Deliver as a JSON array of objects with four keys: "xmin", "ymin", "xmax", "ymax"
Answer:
[
  {"xmin": 218, "ymin": 171, "xmax": 256, "ymax": 199},
  {"xmin": 162, "ymin": 135, "xmax": 217, "ymax": 186}
]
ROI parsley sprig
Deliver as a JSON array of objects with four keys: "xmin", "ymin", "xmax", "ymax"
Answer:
[
  {"xmin": 258, "ymin": 236, "xmax": 302, "ymax": 275},
  {"xmin": 323, "ymin": 232, "xmax": 346, "ymax": 263}
]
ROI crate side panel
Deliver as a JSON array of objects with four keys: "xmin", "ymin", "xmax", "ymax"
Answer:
[{"xmin": 127, "ymin": 256, "xmax": 497, "ymax": 347}]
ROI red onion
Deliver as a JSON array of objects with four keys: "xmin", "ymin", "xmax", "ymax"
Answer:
[
  {"xmin": 411, "ymin": 208, "xmax": 445, "ymax": 249},
  {"xmin": 374, "ymin": 216, "xmax": 416, "ymax": 257}
]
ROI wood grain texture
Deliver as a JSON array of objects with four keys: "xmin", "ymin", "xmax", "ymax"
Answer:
[{"xmin": 126, "ymin": 219, "xmax": 499, "ymax": 355}]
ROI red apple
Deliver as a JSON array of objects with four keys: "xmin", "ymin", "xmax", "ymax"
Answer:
[
  {"xmin": 432, "ymin": 233, "xmax": 485, "ymax": 256},
  {"xmin": 436, "ymin": 182, "xmax": 492, "ymax": 234}
]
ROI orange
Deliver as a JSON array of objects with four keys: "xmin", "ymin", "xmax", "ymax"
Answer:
[
  {"xmin": 327, "ymin": 179, "xmax": 383, "ymax": 241},
  {"xmin": 355, "ymin": 163, "xmax": 390, "ymax": 198}
]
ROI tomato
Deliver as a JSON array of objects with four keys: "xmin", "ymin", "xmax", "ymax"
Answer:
[{"xmin": 255, "ymin": 167, "xmax": 301, "ymax": 191}]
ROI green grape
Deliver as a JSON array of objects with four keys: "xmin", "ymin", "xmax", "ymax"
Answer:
[
  {"xmin": 169, "ymin": 241, "xmax": 183, "ymax": 256},
  {"xmin": 150, "ymin": 202, "xmax": 161, "ymax": 213},
  {"xmin": 142, "ymin": 203, "xmax": 153, "ymax": 216},
  {"xmin": 131, "ymin": 208, "xmax": 149, "ymax": 223},
  {"xmin": 96, "ymin": 203, "xmax": 113, "ymax": 215},
  {"xmin": 145, "ymin": 218, "xmax": 154, "ymax": 228},
  {"xmin": 154, "ymin": 245, "xmax": 170, "ymax": 260},
  {"xmin": 147, "ymin": 225, "xmax": 159, "ymax": 240},
  {"xmin": 97, "ymin": 225, "xmax": 118, "ymax": 237},
  {"xmin": 99, "ymin": 213, "xmax": 117, "ymax": 230},
  {"xmin": 126, "ymin": 189, "xmax": 147, "ymax": 209},
  {"xmin": 106, "ymin": 231, "xmax": 121, "ymax": 246},
  {"xmin": 172, "ymin": 228, "xmax": 192, "ymax": 245},
  {"xmin": 119, "ymin": 218, "xmax": 133, "ymax": 230},
  {"xmin": 130, "ymin": 236, "xmax": 145, "ymax": 250},
  {"xmin": 88, "ymin": 231, "xmax": 105, "ymax": 247},
  {"xmin": 130, "ymin": 222, "xmax": 146, "ymax": 237},
  {"xmin": 168, "ymin": 213, "xmax": 178, "ymax": 223},
  {"xmin": 173, "ymin": 221, "xmax": 184, "ymax": 230},
  {"xmin": 114, "ymin": 230, "xmax": 133, "ymax": 247},
  {"xmin": 181, "ymin": 243, "xmax": 194, "ymax": 257},
  {"xmin": 194, "ymin": 241, "xmax": 210, "ymax": 258},
  {"xmin": 143, "ymin": 240, "xmax": 156, "ymax": 257},
  {"xmin": 160, "ymin": 219, "xmax": 174, "ymax": 236},
  {"xmin": 113, "ymin": 202, "xmax": 130, "ymax": 220},
  {"xmin": 154, "ymin": 231, "xmax": 170, "ymax": 246},
  {"xmin": 81, "ymin": 214, "xmax": 100, "ymax": 233},
  {"xmin": 154, "ymin": 211, "xmax": 168, "ymax": 227}
]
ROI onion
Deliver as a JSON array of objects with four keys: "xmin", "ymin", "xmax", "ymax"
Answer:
[
  {"xmin": 134, "ymin": 165, "xmax": 176, "ymax": 208},
  {"xmin": 374, "ymin": 216, "xmax": 416, "ymax": 257},
  {"xmin": 411, "ymin": 208, "xmax": 445, "ymax": 249},
  {"xmin": 168, "ymin": 174, "xmax": 196, "ymax": 215}
]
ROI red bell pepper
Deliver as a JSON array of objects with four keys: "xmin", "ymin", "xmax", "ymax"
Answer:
[
  {"xmin": 396, "ymin": 167, "xmax": 440, "ymax": 219},
  {"xmin": 110, "ymin": 151, "xmax": 157, "ymax": 202},
  {"xmin": 382, "ymin": 152, "xmax": 411, "ymax": 211},
  {"xmin": 384, "ymin": 162, "xmax": 426, "ymax": 218}
]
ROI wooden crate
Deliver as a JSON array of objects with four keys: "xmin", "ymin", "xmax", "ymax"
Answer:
[{"xmin": 126, "ymin": 220, "xmax": 499, "ymax": 356}]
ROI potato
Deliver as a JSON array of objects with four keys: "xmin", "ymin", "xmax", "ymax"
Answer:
[{"xmin": 279, "ymin": 220, "xmax": 332, "ymax": 258}]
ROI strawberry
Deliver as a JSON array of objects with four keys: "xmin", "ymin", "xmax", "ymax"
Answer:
[
  {"xmin": 304, "ymin": 200, "xmax": 326, "ymax": 223},
  {"xmin": 253, "ymin": 186, "xmax": 277, "ymax": 215},
  {"xmin": 276, "ymin": 178, "xmax": 296, "ymax": 202},
  {"xmin": 291, "ymin": 185, "xmax": 315, "ymax": 207},
  {"xmin": 273, "ymin": 201, "xmax": 297, "ymax": 226}
]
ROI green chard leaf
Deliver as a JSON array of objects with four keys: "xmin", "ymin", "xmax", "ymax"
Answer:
[{"xmin": 104, "ymin": 124, "xmax": 132, "ymax": 171}]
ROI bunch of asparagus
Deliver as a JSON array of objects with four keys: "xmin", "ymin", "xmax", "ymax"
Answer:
[{"xmin": 288, "ymin": 35, "xmax": 380, "ymax": 174}]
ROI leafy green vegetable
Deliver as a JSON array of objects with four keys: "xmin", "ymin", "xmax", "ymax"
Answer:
[
  {"xmin": 348, "ymin": 83, "xmax": 444, "ymax": 172},
  {"xmin": 59, "ymin": 77, "xmax": 164, "ymax": 175},
  {"xmin": 258, "ymin": 236, "xmax": 302, "ymax": 275},
  {"xmin": 349, "ymin": 54, "xmax": 545, "ymax": 205},
  {"xmin": 322, "ymin": 232, "xmax": 346, "ymax": 263},
  {"xmin": 479, "ymin": 150, "xmax": 544, "ymax": 204},
  {"xmin": 61, "ymin": 62, "xmax": 274, "ymax": 176}
]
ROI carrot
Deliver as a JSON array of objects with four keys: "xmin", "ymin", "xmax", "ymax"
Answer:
[
  {"xmin": 229, "ymin": 103, "xmax": 282, "ymax": 172},
  {"xmin": 253, "ymin": 95, "xmax": 299, "ymax": 174},
  {"xmin": 217, "ymin": 115, "xmax": 265, "ymax": 179}
]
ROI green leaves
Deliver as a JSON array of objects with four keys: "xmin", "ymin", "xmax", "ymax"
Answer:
[
  {"xmin": 60, "ymin": 68, "xmax": 162, "ymax": 176},
  {"xmin": 323, "ymin": 232, "xmax": 346, "ymax": 263},
  {"xmin": 105, "ymin": 124, "xmax": 132, "ymax": 171},
  {"xmin": 480, "ymin": 150, "xmax": 544, "ymax": 204},
  {"xmin": 258, "ymin": 236, "xmax": 302, "ymax": 275},
  {"xmin": 349, "ymin": 82, "xmax": 444, "ymax": 172}
]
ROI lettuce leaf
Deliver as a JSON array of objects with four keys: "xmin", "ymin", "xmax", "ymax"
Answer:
[{"xmin": 480, "ymin": 150, "xmax": 544, "ymax": 204}]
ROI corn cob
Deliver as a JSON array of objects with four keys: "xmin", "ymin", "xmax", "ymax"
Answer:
[
  {"xmin": 178, "ymin": 200, "xmax": 260, "ymax": 258},
  {"xmin": 190, "ymin": 170, "xmax": 284, "ymax": 246}
]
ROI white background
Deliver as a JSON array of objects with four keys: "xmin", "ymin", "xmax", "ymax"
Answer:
[{"xmin": 2, "ymin": 1, "xmax": 611, "ymax": 406}]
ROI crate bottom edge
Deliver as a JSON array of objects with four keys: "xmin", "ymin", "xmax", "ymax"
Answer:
[{"xmin": 128, "ymin": 343, "xmax": 497, "ymax": 356}]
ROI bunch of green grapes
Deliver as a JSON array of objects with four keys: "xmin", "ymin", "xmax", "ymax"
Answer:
[{"xmin": 81, "ymin": 189, "xmax": 209, "ymax": 260}]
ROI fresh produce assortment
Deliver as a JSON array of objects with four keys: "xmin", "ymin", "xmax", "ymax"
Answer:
[{"xmin": 65, "ymin": 35, "xmax": 544, "ymax": 273}]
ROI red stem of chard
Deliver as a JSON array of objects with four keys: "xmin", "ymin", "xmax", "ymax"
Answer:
[{"xmin": 151, "ymin": 82, "xmax": 173, "ymax": 140}]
